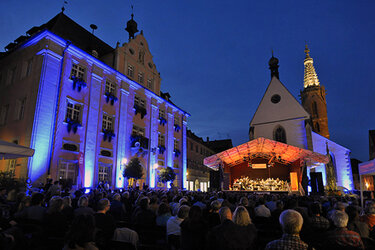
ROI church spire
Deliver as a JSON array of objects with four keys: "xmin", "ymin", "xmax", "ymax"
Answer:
[
  {"xmin": 269, "ymin": 51, "xmax": 279, "ymax": 79},
  {"xmin": 303, "ymin": 44, "xmax": 320, "ymax": 88}
]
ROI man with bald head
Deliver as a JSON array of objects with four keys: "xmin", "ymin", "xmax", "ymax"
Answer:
[{"xmin": 266, "ymin": 209, "xmax": 310, "ymax": 250}]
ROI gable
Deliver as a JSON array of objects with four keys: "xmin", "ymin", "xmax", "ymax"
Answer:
[{"xmin": 250, "ymin": 77, "xmax": 310, "ymax": 126}]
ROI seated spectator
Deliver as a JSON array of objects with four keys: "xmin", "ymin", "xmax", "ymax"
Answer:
[
  {"xmin": 133, "ymin": 197, "xmax": 156, "ymax": 228},
  {"xmin": 254, "ymin": 197, "xmax": 271, "ymax": 218},
  {"xmin": 62, "ymin": 196, "xmax": 74, "ymax": 223},
  {"xmin": 15, "ymin": 192, "xmax": 45, "ymax": 223},
  {"xmin": 74, "ymin": 196, "xmax": 94, "ymax": 217},
  {"xmin": 265, "ymin": 209, "xmax": 310, "ymax": 250},
  {"xmin": 166, "ymin": 205, "xmax": 189, "ymax": 236},
  {"xmin": 156, "ymin": 202, "xmax": 172, "ymax": 227},
  {"xmin": 44, "ymin": 196, "xmax": 69, "ymax": 238},
  {"xmin": 109, "ymin": 193, "xmax": 125, "ymax": 221},
  {"xmin": 180, "ymin": 205, "xmax": 208, "ymax": 250},
  {"xmin": 207, "ymin": 200, "xmax": 221, "ymax": 228},
  {"xmin": 324, "ymin": 210, "xmax": 364, "ymax": 249},
  {"xmin": 232, "ymin": 206, "xmax": 257, "ymax": 248},
  {"xmin": 271, "ymin": 200, "xmax": 284, "ymax": 223},
  {"xmin": 94, "ymin": 198, "xmax": 116, "ymax": 247},
  {"xmin": 64, "ymin": 214, "xmax": 98, "ymax": 250},
  {"xmin": 265, "ymin": 195, "xmax": 277, "ymax": 212},
  {"xmin": 309, "ymin": 202, "xmax": 330, "ymax": 231},
  {"xmin": 360, "ymin": 201, "xmax": 375, "ymax": 232},
  {"xmin": 346, "ymin": 205, "xmax": 369, "ymax": 238}
]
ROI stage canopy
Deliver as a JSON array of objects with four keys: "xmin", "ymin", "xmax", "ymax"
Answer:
[
  {"xmin": 204, "ymin": 137, "xmax": 329, "ymax": 170},
  {"xmin": 0, "ymin": 140, "xmax": 35, "ymax": 160}
]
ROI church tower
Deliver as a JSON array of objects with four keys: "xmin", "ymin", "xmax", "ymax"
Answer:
[{"xmin": 300, "ymin": 45, "xmax": 330, "ymax": 139}]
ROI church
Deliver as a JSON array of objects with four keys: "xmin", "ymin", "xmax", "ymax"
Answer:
[{"xmin": 205, "ymin": 46, "xmax": 354, "ymax": 192}]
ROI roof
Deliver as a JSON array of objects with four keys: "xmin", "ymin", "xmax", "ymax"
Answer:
[
  {"xmin": 4, "ymin": 12, "xmax": 114, "ymax": 57},
  {"xmin": 204, "ymin": 137, "xmax": 329, "ymax": 170}
]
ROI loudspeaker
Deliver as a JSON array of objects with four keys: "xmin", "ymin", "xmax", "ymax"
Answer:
[{"xmin": 310, "ymin": 172, "xmax": 324, "ymax": 195}]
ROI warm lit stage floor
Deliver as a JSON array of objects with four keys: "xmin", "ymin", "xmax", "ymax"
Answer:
[{"xmin": 222, "ymin": 190, "xmax": 289, "ymax": 195}]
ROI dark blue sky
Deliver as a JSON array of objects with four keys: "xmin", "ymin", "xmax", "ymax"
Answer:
[{"xmin": 1, "ymin": 0, "xmax": 374, "ymax": 161}]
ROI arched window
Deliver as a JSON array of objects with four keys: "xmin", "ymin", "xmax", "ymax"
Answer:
[
  {"xmin": 315, "ymin": 122, "xmax": 320, "ymax": 132},
  {"xmin": 274, "ymin": 126, "xmax": 287, "ymax": 144},
  {"xmin": 312, "ymin": 101, "xmax": 318, "ymax": 117}
]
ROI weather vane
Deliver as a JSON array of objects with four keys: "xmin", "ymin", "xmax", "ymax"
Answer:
[{"xmin": 61, "ymin": 0, "xmax": 68, "ymax": 13}]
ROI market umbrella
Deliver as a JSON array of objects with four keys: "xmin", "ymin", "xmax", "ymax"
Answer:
[{"xmin": 0, "ymin": 140, "xmax": 35, "ymax": 159}]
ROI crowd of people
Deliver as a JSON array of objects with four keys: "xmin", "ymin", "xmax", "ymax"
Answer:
[
  {"xmin": 232, "ymin": 177, "xmax": 289, "ymax": 191},
  {"xmin": 0, "ymin": 181, "xmax": 375, "ymax": 249}
]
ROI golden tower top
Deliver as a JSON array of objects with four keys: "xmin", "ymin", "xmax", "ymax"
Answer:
[{"xmin": 303, "ymin": 44, "xmax": 320, "ymax": 88}]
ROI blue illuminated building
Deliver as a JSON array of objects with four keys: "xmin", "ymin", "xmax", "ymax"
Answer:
[{"xmin": 0, "ymin": 12, "xmax": 189, "ymax": 189}]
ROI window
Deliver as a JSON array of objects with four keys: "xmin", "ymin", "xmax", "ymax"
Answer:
[
  {"xmin": 58, "ymin": 160, "xmax": 78, "ymax": 184},
  {"xmin": 0, "ymin": 104, "xmax": 9, "ymax": 126},
  {"xmin": 158, "ymin": 134, "xmax": 165, "ymax": 146},
  {"xmin": 147, "ymin": 79, "xmax": 153, "ymax": 91},
  {"xmin": 26, "ymin": 59, "xmax": 33, "ymax": 77},
  {"xmin": 105, "ymin": 80, "xmax": 116, "ymax": 95},
  {"xmin": 70, "ymin": 64, "xmax": 85, "ymax": 79},
  {"xmin": 174, "ymin": 116, "xmax": 180, "ymax": 125},
  {"xmin": 14, "ymin": 97, "xmax": 26, "ymax": 120},
  {"xmin": 102, "ymin": 113, "xmax": 114, "ymax": 131},
  {"xmin": 134, "ymin": 95, "xmax": 146, "ymax": 107},
  {"xmin": 315, "ymin": 122, "xmax": 320, "ymax": 132},
  {"xmin": 127, "ymin": 64, "xmax": 134, "ymax": 78},
  {"xmin": 159, "ymin": 109, "xmax": 165, "ymax": 118},
  {"xmin": 312, "ymin": 101, "xmax": 318, "ymax": 117},
  {"xmin": 98, "ymin": 163, "xmax": 112, "ymax": 184},
  {"xmin": 174, "ymin": 139, "xmax": 179, "ymax": 150},
  {"xmin": 6, "ymin": 68, "xmax": 16, "ymax": 86},
  {"xmin": 274, "ymin": 126, "xmax": 287, "ymax": 144},
  {"xmin": 132, "ymin": 125, "xmax": 145, "ymax": 136},
  {"xmin": 66, "ymin": 101, "xmax": 81, "ymax": 122},
  {"xmin": 8, "ymin": 160, "xmax": 16, "ymax": 174},
  {"xmin": 138, "ymin": 72, "xmax": 144, "ymax": 84}
]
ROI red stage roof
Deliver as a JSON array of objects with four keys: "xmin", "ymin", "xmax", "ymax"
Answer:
[{"xmin": 204, "ymin": 137, "xmax": 329, "ymax": 170}]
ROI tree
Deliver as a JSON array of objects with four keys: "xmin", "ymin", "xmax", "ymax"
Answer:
[
  {"xmin": 123, "ymin": 157, "xmax": 143, "ymax": 182},
  {"xmin": 158, "ymin": 167, "xmax": 176, "ymax": 184}
]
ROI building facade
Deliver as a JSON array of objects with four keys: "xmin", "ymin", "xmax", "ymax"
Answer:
[
  {"xmin": 186, "ymin": 130, "xmax": 216, "ymax": 191},
  {"xmin": 0, "ymin": 12, "xmax": 189, "ymax": 189}
]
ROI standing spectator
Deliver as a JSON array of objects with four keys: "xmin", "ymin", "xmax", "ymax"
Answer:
[
  {"xmin": 94, "ymin": 198, "xmax": 116, "ymax": 248},
  {"xmin": 180, "ymin": 205, "xmax": 208, "ymax": 250},
  {"xmin": 109, "ymin": 193, "xmax": 125, "ymax": 221},
  {"xmin": 265, "ymin": 209, "xmax": 310, "ymax": 250},
  {"xmin": 324, "ymin": 210, "xmax": 364, "ymax": 249}
]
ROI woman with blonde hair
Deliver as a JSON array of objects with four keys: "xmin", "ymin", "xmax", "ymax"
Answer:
[
  {"xmin": 233, "ymin": 205, "xmax": 252, "ymax": 226},
  {"xmin": 232, "ymin": 206, "xmax": 257, "ymax": 248}
]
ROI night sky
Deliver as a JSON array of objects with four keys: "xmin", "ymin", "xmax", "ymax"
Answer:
[{"xmin": 1, "ymin": 0, "xmax": 374, "ymax": 162}]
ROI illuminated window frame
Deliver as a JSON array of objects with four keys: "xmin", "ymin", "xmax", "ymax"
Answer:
[
  {"xmin": 98, "ymin": 163, "xmax": 112, "ymax": 184},
  {"xmin": 66, "ymin": 100, "xmax": 82, "ymax": 122},
  {"xmin": 127, "ymin": 64, "xmax": 134, "ymax": 78},
  {"xmin": 105, "ymin": 80, "xmax": 116, "ymax": 96},
  {"xmin": 138, "ymin": 72, "xmax": 144, "ymax": 84},
  {"xmin": 132, "ymin": 125, "xmax": 145, "ymax": 136},
  {"xmin": 158, "ymin": 133, "xmax": 165, "ymax": 146},
  {"xmin": 58, "ymin": 160, "xmax": 78, "ymax": 184},
  {"xmin": 70, "ymin": 64, "xmax": 85, "ymax": 79},
  {"xmin": 102, "ymin": 113, "xmax": 114, "ymax": 131}
]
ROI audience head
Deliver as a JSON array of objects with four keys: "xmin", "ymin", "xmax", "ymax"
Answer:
[
  {"xmin": 139, "ymin": 197, "xmax": 150, "ymax": 210},
  {"xmin": 112, "ymin": 193, "xmax": 121, "ymax": 201},
  {"xmin": 346, "ymin": 205, "xmax": 359, "ymax": 221},
  {"xmin": 157, "ymin": 202, "xmax": 170, "ymax": 216},
  {"xmin": 334, "ymin": 202, "xmax": 346, "ymax": 212},
  {"xmin": 78, "ymin": 196, "xmax": 89, "ymax": 207},
  {"xmin": 233, "ymin": 206, "xmax": 251, "ymax": 226},
  {"xmin": 239, "ymin": 197, "xmax": 249, "ymax": 207},
  {"xmin": 188, "ymin": 205, "xmax": 202, "ymax": 222},
  {"xmin": 276, "ymin": 200, "xmax": 284, "ymax": 210},
  {"xmin": 48, "ymin": 196, "xmax": 63, "ymax": 214},
  {"xmin": 62, "ymin": 196, "xmax": 72, "ymax": 208},
  {"xmin": 279, "ymin": 209, "xmax": 303, "ymax": 235},
  {"xmin": 311, "ymin": 202, "xmax": 322, "ymax": 215},
  {"xmin": 332, "ymin": 210, "xmax": 349, "ymax": 228},
  {"xmin": 177, "ymin": 205, "xmax": 190, "ymax": 220},
  {"xmin": 31, "ymin": 192, "xmax": 44, "ymax": 206},
  {"xmin": 210, "ymin": 200, "xmax": 221, "ymax": 212},
  {"xmin": 219, "ymin": 206, "xmax": 232, "ymax": 222},
  {"xmin": 97, "ymin": 198, "xmax": 110, "ymax": 212}
]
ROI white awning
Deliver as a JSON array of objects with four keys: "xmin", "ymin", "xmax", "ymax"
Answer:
[{"xmin": 0, "ymin": 140, "xmax": 35, "ymax": 159}]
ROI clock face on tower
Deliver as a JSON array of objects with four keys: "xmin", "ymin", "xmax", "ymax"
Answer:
[{"xmin": 271, "ymin": 94, "xmax": 281, "ymax": 104}]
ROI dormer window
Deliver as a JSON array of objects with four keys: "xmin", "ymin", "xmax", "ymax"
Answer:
[
  {"xmin": 138, "ymin": 72, "xmax": 144, "ymax": 84},
  {"xmin": 147, "ymin": 79, "xmax": 154, "ymax": 91}
]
